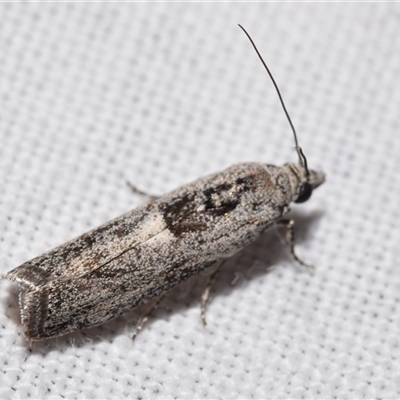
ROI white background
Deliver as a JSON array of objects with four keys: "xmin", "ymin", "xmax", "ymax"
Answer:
[{"xmin": 0, "ymin": 3, "xmax": 399, "ymax": 399}]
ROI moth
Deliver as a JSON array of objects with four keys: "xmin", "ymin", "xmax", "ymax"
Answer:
[{"xmin": 1, "ymin": 25, "xmax": 325, "ymax": 341}]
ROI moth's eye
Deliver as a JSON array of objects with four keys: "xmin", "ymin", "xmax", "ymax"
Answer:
[{"xmin": 295, "ymin": 182, "xmax": 312, "ymax": 203}]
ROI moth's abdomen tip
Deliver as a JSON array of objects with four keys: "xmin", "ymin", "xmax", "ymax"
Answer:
[
  {"xmin": 19, "ymin": 286, "xmax": 50, "ymax": 341},
  {"xmin": 3, "ymin": 264, "xmax": 49, "ymax": 288}
]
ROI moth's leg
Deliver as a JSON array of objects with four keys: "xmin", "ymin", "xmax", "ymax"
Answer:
[
  {"xmin": 126, "ymin": 181, "xmax": 158, "ymax": 201},
  {"xmin": 201, "ymin": 260, "xmax": 225, "ymax": 326},
  {"xmin": 275, "ymin": 219, "xmax": 314, "ymax": 272},
  {"xmin": 132, "ymin": 295, "xmax": 164, "ymax": 341}
]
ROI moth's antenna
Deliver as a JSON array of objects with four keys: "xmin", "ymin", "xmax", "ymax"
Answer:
[{"xmin": 238, "ymin": 24, "xmax": 309, "ymax": 175}]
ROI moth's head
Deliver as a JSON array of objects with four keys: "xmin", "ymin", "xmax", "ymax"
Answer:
[{"xmin": 284, "ymin": 162, "xmax": 325, "ymax": 204}]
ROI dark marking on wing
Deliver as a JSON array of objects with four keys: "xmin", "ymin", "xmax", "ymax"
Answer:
[
  {"xmin": 202, "ymin": 175, "xmax": 256, "ymax": 215},
  {"xmin": 160, "ymin": 174, "xmax": 258, "ymax": 237},
  {"xmin": 159, "ymin": 193, "xmax": 208, "ymax": 236}
]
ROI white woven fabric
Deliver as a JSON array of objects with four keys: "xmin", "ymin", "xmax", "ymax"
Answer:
[{"xmin": 1, "ymin": 3, "xmax": 399, "ymax": 399}]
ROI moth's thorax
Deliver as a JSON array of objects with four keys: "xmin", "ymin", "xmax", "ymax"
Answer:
[{"xmin": 282, "ymin": 163, "xmax": 325, "ymax": 203}]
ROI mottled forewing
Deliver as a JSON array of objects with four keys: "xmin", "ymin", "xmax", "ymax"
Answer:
[{"xmin": 7, "ymin": 162, "xmax": 292, "ymax": 339}]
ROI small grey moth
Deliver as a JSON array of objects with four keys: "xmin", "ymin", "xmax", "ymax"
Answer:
[{"xmin": 1, "ymin": 25, "xmax": 325, "ymax": 341}]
